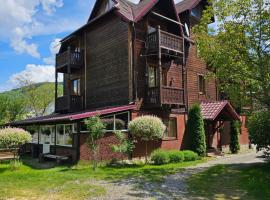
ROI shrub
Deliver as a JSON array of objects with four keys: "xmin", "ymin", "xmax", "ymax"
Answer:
[
  {"xmin": 129, "ymin": 115, "xmax": 165, "ymax": 163},
  {"xmin": 168, "ymin": 150, "xmax": 184, "ymax": 163},
  {"xmin": 230, "ymin": 121, "xmax": 240, "ymax": 154},
  {"xmin": 182, "ymin": 150, "xmax": 199, "ymax": 161},
  {"xmin": 0, "ymin": 127, "xmax": 31, "ymax": 160},
  {"xmin": 248, "ymin": 111, "xmax": 270, "ymax": 155},
  {"xmin": 111, "ymin": 131, "xmax": 135, "ymax": 160},
  {"xmin": 84, "ymin": 116, "xmax": 106, "ymax": 171},
  {"xmin": 151, "ymin": 149, "xmax": 170, "ymax": 165},
  {"xmin": 187, "ymin": 104, "xmax": 206, "ymax": 157}
]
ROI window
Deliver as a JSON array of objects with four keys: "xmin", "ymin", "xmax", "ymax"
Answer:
[
  {"xmin": 26, "ymin": 126, "xmax": 39, "ymax": 144},
  {"xmin": 148, "ymin": 25, "xmax": 156, "ymax": 34},
  {"xmin": 184, "ymin": 23, "xmax": 190, "ymax": 37},
  {"xmin": 191, "ymin": 5, "xmax": 203, "ymax": 19},
  {"xmin": 56, "ymin": 124, "xmax": 76, "ymax": 146},
  {"xmin": 198, "ymin": 75, "xmax": 206, "ymax": 94},
  {"xmin": 72, "ymin": 79, "xmax": 80, "ymax": 95},
  {"xmin": 40, "ymin": 126, "xmax": 55, "ymax": 145},
  {"xmin": 102, "ymin": 112, "xmax": 130, "ymax": 132},
  {"xmin": 148, "ymin": 65, "xmax": 158, "ymax": 88},
  {"xmin": 164, "ymin": 118, "xmax": 177, "ymax": 138}
]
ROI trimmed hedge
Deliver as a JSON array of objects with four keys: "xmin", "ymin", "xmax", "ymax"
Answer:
[
  {"xmin": 182, "ymin": 150, "xmax": 199, "ymax": 161},
  {"xmin": 151, "ymin": 149, "xmax": 170, "ymax": 165},
  {"xmin": 151, "ymin": 149, "xmax": 199, "ymax": 165},
  {"xmin": 168, "ymin": 150, "xmax": 184, "ymax": 163}
]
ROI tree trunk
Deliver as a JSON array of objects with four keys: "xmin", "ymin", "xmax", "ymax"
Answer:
[{"xmin": 145, "ymin": 141, "xmax": 148, "ymax": 164}]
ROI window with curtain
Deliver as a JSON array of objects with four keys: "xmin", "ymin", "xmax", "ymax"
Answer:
[
  {"xmin": 198, "ymin": 75, "xmax": 206, "ymax": 94},
  {"xmin": 72, "ymin": 79, "xmax": 80, "ymax": 95},
  {"xmin": 148, "ymin": 65, "xmax": 158, "ymax": 88},
  {"xmin": 164, "ymin": 118, "xmax": 177, "ymax": 138}
]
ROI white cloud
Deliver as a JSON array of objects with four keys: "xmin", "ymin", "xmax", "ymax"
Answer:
[
  {"xmin": 0, "ymin": 0, "xmax": 65, "ymax": 58},
  {"xmin": 40, "ymin": 0, "xmax": 63, "ymax": 15},
  {"xmin": 43, "ymin": 38, "xmax": 61, "ymax": 64},
  {"xmin": 0, "ymin": 64, "xmax": 64, "ymax": 92},
  {"xmin": 10, "ymin": 64, "xmax": 56, "ymax": 86}
]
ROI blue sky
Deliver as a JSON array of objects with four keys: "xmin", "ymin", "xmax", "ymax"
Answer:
[
  {"xmin": 0, "ymin": 0, "xmax": 95, "ymax": 92},
  {"xmin": 0, "ymin": 0, "xmax": 183, "ymax": 92}
]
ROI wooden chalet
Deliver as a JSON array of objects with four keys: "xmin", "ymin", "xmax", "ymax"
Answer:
[{"xmin": 10, "ymin": 0, "xmax": 249, "ymax": 162}]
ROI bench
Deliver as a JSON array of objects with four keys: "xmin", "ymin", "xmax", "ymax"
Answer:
[
  {"xmin": 39, "ymin": 153, "xmax": 70, "ymax": 165},
  {"xmin": 0, "ymin": 150, "xmax": 14, "ymax": 162}
]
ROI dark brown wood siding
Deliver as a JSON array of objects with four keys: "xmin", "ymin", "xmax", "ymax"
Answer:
[
  {"xmin": 85, "ymin": 14, "xmax": 130, "ymax": 109},
  {"xmin": 186, "ymin": 36, "xmax": 217, "ymax": 108}
]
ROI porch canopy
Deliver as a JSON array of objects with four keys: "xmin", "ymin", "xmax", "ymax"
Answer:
[
  {"xmin": 200, "ymin": 101, "xmax": 240, "ymax": 122},
  {"xmin": 8, "ymin": 104, "xmax": 136, "ymax": 126}
]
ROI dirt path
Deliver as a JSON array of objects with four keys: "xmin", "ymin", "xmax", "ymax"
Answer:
[{"xmin": 92, "ymin": 151, "xmax": 266, "ymax": 200}]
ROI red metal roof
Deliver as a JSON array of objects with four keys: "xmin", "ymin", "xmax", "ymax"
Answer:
[
  {"xmin": 9, "ymin": 104, "xmax": 136, "ymax": 126},
  {"xmin": 200, "ymin": 101, "xmax": 240, "ymax": 121}
]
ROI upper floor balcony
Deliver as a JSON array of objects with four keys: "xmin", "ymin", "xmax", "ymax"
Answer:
[
  {"xmin": 146, "ymin": 28, "xmax": 184, "ymax": 55},
  {"xmin": 55, "ymin": 95, "xmax": 84, "ymax": 113},
  {"xmin": 56, "ymin": 48, "xmax": 84, "ymax": 73},
  {"xmin": 147, "ymin": 86, "xmax": 185, "ymax": 107}
]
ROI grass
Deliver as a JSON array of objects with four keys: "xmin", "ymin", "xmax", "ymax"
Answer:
[
  {"xmin": 0, "ymin": 157, "xmax": 206, "ymax": 200},
  {"xmin": 187, "ymin": 162, "xmax": 270, "ymax": 200}
]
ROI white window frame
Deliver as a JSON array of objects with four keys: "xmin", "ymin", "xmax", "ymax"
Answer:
[
  {"xmin": 55, "ymin": 124, "xmax": 77, "ymax": 147},
  {"xmin": 80, "ymin": 111, "xmax": 130, "ymax": 133}
]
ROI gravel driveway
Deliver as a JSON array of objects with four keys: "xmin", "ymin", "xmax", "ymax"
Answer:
[{"xmin": 92, "ymin": 151, "xmax": 266, "ymax": 200}]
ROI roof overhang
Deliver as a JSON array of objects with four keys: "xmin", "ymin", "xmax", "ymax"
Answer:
[
  {"xmin": 8, "ymin": 104, "xmax": 136, "ymax": 126},
  {"xmin": 200, "ymin": 101, "xmax": 240, "ymax": 121}
]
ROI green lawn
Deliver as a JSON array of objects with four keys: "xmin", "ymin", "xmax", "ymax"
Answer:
[
  {"xmin": 188, "ymin": 162, "xmax": 270, "ymax": 200},
  {"xmin": 0, "ymin": 157, "xmax": 205, "ymax": 200}
]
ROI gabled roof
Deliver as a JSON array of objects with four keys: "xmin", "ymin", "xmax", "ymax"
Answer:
[
  {"xmin": 176, "ymin": 0, "xmax": 202, "ymax": 14},
  {"xmin": 8, "ymin": 104, "xmax": 136, "ymax": 126},
  {"xmin": 62, "ymin": 0, "xmax": 182, "ymax": 42},
  {"xmin": 200, "ymin": 101, "xmax": 240, "ymax": 121}
]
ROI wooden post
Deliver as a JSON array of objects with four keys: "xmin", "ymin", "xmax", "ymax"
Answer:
[
  {"xmin": 67, "ymin": 46, "xmax": 71, "ymax": 111},
  {"xmin": 157, "ymin": 26, "xmax": 162, "ymax": 106},
  {"xmin": 55, "ymin": 70, "xmax": 58, "ymax": 112}
]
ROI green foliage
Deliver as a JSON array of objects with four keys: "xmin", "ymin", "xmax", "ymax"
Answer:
[
  {"xmin": 168, "ymin": 150, "xmax": 184, "ymax": 163},
  {"xmin": 128, "ymin": 115, "xmax": 165, "ymax": 163},
  {"xmin": 151, "ymin": 149, "xmax": 199, "ymax": 165},
  {"xmin": 0, "ymin": 95, "xmax": 25, "ymax": 125},
  {"xmin": 0, "ymin": 128, "xmax": 31, "ymax": 159},
  {"xmin": 151, "ymin": 149, "xmax": 170, "ymax": 165},
  {"xmin": 187, "ymin": 104, "xmax": 206, "ymax": 156},
  {"xmin": 248, "ymin": 111, "xmax": 270, "ymax": 154},
  {"xmin": 111, "ymin": 131, "xmax": 135, "ymax": 159},
  {"xmin": 84, "ymin": 116, "xmax": 105, "ymax": 171},
  {"xmin": 182, "ymin": 150, "xmax": 199, "ymax": 161},
  {"xmin": 230, "ymin": 121, "xmax": 241, "ymax": 154},
  {"xmin": 194, "ymin": 0, "xmax": 270, "ymax": 111}
]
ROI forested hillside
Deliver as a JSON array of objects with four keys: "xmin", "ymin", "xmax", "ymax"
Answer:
[{"xmin": 0, "ymin": 82, "xmax": 62, "ymax": 125}]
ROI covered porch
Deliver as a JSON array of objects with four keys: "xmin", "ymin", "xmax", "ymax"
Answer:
[
  {"xmin": 9, "ymin": 105, "xmax": 136, "ymax": 163},
  {"xmin": 200, "ymin": 101, "xmax": 240, "ymax": 152}
]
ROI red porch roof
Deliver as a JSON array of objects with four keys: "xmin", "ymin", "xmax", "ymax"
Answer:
[
  {"xmin": 200, "ymin": 101, "xmax": 240, "ymax": 121},
  {"xmin": 9, "ymin": 104, "xmax": 136, "ymax": 126}
]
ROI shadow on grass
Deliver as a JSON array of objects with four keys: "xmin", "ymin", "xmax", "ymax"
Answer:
[{"xmin": 187, "ymin": 162, "xmax": 270, "ymax": 200}]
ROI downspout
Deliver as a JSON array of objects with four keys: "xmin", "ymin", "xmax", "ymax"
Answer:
[{"xmin": 132, "ymin": 22, "xmax": 138, "ymax": 101}]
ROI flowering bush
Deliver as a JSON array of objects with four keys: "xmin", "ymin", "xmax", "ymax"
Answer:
[{"xmin": 0, "ymin": 127, "xmax": 31, "ymax": 159}]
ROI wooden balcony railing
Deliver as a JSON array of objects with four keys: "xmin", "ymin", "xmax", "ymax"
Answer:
[
  {"xmin": 147, "ymin": 30, "xmax": 183, "ymax": 54},
  {"xmin": 55, "ymin": 95, "xmax": 83, "ymax": 113},
  {"xmin": 147, "ymin": 86, "xmax": 184, "ymax": 106},
  {"xmin": 56, "ymin": 49, "xmax": 84, "ymax": 71}
]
